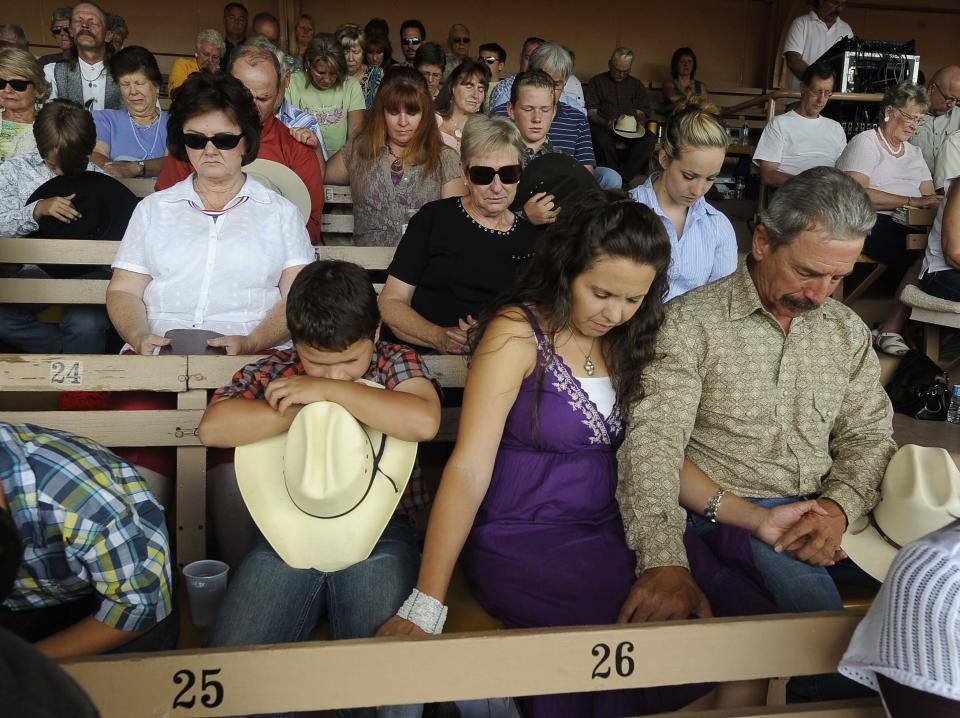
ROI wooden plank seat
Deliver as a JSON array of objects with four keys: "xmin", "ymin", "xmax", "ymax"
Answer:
[{"xmin": 61, "ymin": 611, "xmax": 881, "ymax": 718}]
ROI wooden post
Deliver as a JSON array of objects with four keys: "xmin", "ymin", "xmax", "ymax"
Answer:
[{"xmin": 176, "ymin": 389, "xmax": 207, "ymax": 569}]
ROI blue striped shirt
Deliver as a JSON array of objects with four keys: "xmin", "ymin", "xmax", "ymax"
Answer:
[
  {"xmin": 489, "ymin": 74, "xmax": 586, "ymax": 116},
  {"xmin": 0, "ymin": 424, "xmax": 172, "ymax": 632},
  {"xmin": 276, "ymin": 100, "xmax": 330, "ymax": 160},
  {"xmin": 630, "ymin": 176, "xmax": 738, "ymax": 301},
  {"xmin": 494, "ymin": 102, "xmax": 595, "ymax": 167}
]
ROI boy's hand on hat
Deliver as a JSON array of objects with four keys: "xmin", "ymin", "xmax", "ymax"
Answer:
[
  {"xmin": 207, "ymin": 334, "xmax": 253, "ymax": 355},
  {"xmin": 265, "ymin": 375, "xmax": 328, "ymax": 414},
  {"xmin": 376, "ymin": 615, "xmax": 429, "ymax": 638},
  {"xmin": 524, "ymin": 192, "xmax": 559, "ymax": 226},
  {"xmin": 34, "ymin": 194, "xmax": 81, "ymax": 223}
]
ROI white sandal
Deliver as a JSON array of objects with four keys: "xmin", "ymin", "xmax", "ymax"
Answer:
[{"xmin": 874, "ymin": 331, "xmax": 910, "ymax": 356}]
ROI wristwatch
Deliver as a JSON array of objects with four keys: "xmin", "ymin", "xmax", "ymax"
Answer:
[{"xmin": 138, "ymin": 160, "xmax": 146, "ymax": 177}]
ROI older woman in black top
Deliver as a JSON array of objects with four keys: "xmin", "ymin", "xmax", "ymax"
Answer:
[{"xmin": 379, "ymin": 114, "xmax": 536, "ymax": 353}]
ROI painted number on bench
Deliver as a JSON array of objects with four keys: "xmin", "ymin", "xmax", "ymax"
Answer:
[
  {"xmin": 591, "ymin": 641, "xmax": 635, "ymax": 680},
  {"xmin": 172, "ymin": 669, "xmax": 224, "ymax": 710},
  {"xmin": 49, "ymin": 360, "xmax": 82, "ymax": 386}
]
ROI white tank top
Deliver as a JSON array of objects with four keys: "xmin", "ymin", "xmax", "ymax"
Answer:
[{"xmin": 577, "ymin": 375, "xmax": 616, "ymax": 419}]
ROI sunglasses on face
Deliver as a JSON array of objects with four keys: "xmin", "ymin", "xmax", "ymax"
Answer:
[
  {"xmin": 52, "ymin": 26, "xmax": 70, "ymax": 36},
  {"xmin": 0, "ymin": 78, "xmax": 32, "ymax": 92},
  {"xmin": 400, "ymin": 37, "xmax": 421, "ymax": 46},
  {"xmin": 453, "ymin": 37, "xmax": 470, "ymax": 44},
  {"xmin": 481, "ymin": 56, "xmax": 498, "ymax": 65},
  {"xmin": 468, "ymin": 164, "xmax": 522, "ymax": 185},
  {"xmin": 182, "ymin": 132, "xmax": 244, "ymax": 150}
]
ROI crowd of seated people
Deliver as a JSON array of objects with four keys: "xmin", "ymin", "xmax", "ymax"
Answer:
[{"xmin": 2, "ymin": 4, "xmax": 960, "ymax": 716}]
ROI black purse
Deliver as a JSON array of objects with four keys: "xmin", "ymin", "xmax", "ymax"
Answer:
[{"xmin": 885, "ymin": 350, "xmax": 951, "ymax": 421}]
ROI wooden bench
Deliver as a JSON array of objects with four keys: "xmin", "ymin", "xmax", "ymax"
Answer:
[{"xmin": 60, "ymin": 611, "xmax": 882, "ymax": 718}]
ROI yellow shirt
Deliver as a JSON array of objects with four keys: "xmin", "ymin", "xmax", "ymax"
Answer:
[{"xmin": 167, "ymin": 57, "xmax": 199, "ymax": 96}]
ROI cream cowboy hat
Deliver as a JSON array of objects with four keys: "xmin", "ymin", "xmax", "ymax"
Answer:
[
  {"xmin": 613, "ymin": 115, "xmax": 645, "ymax": 139},
  {"xmin": 844, "ymin": 444, "xmax": 960, "ymax": 582},
  {"xmin": 243, "ymin": 158, "xmax": 312, "ymax": 226},
  {"xmin": 234, "ymin": 380, "xmax": 418, "ymax": 572}
]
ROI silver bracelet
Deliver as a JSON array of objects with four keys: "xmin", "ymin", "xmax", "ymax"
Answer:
[
  {"xmin": 396, "ymin": 588, "xmax": 448, "ymax": 634},
  {"xmin": 704, "ymin": 489, "xmax": 726, "ymax": 524}
]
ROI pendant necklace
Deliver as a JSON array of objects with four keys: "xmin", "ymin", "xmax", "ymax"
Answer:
[
  {"xmin": 386, "ymin": 144, "xmax": 405, "ymax": 173},
  {"xmin": 569, "ymin": 331, "xmax": 597, "ymax": 376},
  {"xmin": 875, "ymin": 128, "xmax": 903, "ymax": 157},
  {"xmin": 79, "ymin": 61, "xmax": 106, "ymax": 88}
]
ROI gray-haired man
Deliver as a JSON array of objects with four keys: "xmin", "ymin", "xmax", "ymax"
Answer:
[{"xmin": 616, "ymin": 167, "xmax": 895, "ymax": 696}]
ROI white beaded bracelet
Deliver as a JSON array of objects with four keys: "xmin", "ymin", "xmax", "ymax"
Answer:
[{"xmin": 396, "ymin": 588, "xmax": 448, "ymax": 634}]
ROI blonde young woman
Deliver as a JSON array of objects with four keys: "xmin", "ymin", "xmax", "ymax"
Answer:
[{"xmin": 630, "ymin": 96, "xmax": 737, "ymax": 300}]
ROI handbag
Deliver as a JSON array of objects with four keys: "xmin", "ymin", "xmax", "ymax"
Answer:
[{"xmin": 885, "ymin": 349, "xmax": 951, "ymax": 421}]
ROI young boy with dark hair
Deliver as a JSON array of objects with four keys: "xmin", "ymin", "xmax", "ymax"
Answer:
[{"xmin": 198, "ymin": 261, "xmax": 440, "ymax": 715}]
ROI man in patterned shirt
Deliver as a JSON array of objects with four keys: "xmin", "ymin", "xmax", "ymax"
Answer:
[
  {"xmin": 198, "ymin": 260, "xmax": 440, "ymax": 705},
  {"xmin": 617, "ymin": 168, "xmax": 895, "ymax": 639},
  {"xmin": 0, "ymin": 423, "xmax": 175, "ymax": 658}
]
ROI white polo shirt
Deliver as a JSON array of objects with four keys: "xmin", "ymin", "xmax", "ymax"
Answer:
[
  {"xmin": 783, "ymin": 10, "xmax": 854, "ymax": 90},
  {"xmin": 753, "ymin": 110, "xmax": 848, "ymax": 177},
  {"xmin": 112, "ymin": 174, "xmax": 315, "ymax": 341}
]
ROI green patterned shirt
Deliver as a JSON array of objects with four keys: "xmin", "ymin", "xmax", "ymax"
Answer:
[{"xmin": 617, "ymin": 259, "xmax": 896, "ymax": 573}]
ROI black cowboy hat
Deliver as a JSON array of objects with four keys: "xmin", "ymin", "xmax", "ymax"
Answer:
[{"xmin": 511, "ymin": 151, "xmax": 598, "ymax": 213}]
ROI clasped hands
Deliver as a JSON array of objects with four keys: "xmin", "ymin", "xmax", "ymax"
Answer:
[{"xmin": 438, "ymin": 314, "xmax": 477, "ymax": 354}]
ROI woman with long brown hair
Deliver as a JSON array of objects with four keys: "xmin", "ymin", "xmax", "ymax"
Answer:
[{"xmin": 325, "ymin": 66, "xmax": 465, "ymax": 246}]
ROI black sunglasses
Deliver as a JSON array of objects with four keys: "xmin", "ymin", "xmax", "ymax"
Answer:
[
  {"xmin": 453, "ymin": 37, "xmax": 471, "ymax": 44},
  {"xmin": 182, "ymin": 132, "xmax": 244, "ymax": 150},
  {"xmin": 51, "ymin": 26, "xmax": 70, "ymax": 36},
  {"xmin": 0, "ymin": 78, "xmax": 32, "ymax": 92},
  {"xmin": 400, "ymin": 37, "xmax": 421, "ymax": 46},
  {"xmin": 468, "ymin": 164, "xmax": 522, "ymax": 185},
  {"xmin": 480, "ymin": 56, "xmax": 498, "ymax": 65}
]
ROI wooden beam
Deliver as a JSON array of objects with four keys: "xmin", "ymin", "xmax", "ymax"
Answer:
[
  {"xmin": 0, "ymin": 354, "xmax": 187, "ymax": 392},
  {"xmin": 0, "ymin": 410, "xmax": 202, "ymax": 446}
]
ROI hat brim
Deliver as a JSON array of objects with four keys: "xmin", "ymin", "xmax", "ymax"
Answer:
[
  {"xmin": 27, "ymin": 171, "xmax": 140, "ymax": 243},
  {"xmin": 234, "ymin": 387, "xmax": 418, "ymax": 572},
  {"xmin": 614, "ymin": 128, "xmax": 645, "ymax": 139},
  {"xmin": 244, "ymin": 159, "xmax": 312, "ymax": 226},
  {"xmin": 843, "ymin": 518, "xmax": 899, "ymax": 582}
]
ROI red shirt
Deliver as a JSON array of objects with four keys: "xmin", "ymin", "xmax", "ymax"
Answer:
[{"xmin": 155, "ymin": 114, "xmax": 325, "ymax": 244}]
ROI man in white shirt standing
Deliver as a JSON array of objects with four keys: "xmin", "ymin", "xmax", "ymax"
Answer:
[
  {"xmin": 43, "ymin": 2, "xmax": 120, "ymax": 111},
  {"xmin": 783, "ymin": 0, "xmax": 853, "ymax": 91},
  {"xmin": 909, "ymin": 66, "xmax": 960, "ymax": 180},
  {"xmin": 754, "ymin": 63, "xmax": 847, "ymax": 187}
]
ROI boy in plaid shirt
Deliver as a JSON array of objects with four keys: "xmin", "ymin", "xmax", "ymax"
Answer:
[{"xmin": 199, "ymin": 261, "xmax": 439, "ymax": 714}]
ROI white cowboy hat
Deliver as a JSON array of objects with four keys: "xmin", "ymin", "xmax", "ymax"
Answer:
[
  {"xmin": 234, "ymin": 380, "xmax": 418, "ymax": 572},
  {"xmin": 844, "ymin": 444, "xmax": 960, "ymax": 582},
  {"xmin": 243, "ymin": 158, "xmax": 312, "ymax": 225},
  {"xmin": 613, "ymin": 115, "xmax": 645, "ymax": 139}
]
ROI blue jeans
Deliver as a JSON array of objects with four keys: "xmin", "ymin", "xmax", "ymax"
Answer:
[
  {"xmin": 0, "ymin": 266, "xmax": 110, "ymax": 353},
  {"xmin": 594, "ymin": 166, "xmax": 624, "ymax": 190},
  {"xmin": 209, "ymin": 516, "xmax": 422, "ymax": 718},
  {"xmin": 689, "ymin": 495, "xmax": 876, "ymax": 702}
]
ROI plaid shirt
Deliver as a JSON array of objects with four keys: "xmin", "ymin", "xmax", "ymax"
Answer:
[
  {"xmin": 0, "ymin": 424, "xmax": 172, "ymax": 632},
  {"xmin": 212, "ymin": 342, "xmax": 440, "ymax": 514}
]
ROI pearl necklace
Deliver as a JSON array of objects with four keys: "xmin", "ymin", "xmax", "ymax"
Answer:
[
  {"xmin": 128, "ymin": 110, "xmax": 162, "ymax": 160},
  {"xmin": 875, "ymin": 128, "xmax": 903, "ymax": 157}
]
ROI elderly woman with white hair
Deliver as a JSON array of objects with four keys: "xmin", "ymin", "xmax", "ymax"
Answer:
[
  {"xmin": 379, "ymin": 114, "xmax": 537, "ymax": 354},
  {"xmin": 837, "ymin": 81, "xmax": 941, "ymax": 355},
  {"xmin": 166, "ymin": 29, "xmax": 225, "ymax": 96},
  {"xmin": 0, "ymin": 48, "xmax": 52, "ymax": 161}
]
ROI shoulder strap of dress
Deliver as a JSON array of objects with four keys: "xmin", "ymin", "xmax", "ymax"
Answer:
[{"xmin": 513, "ymin": 304, "xmax": 546, "ymax": 343}]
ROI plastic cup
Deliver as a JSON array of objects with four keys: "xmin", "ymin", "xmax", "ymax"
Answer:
[{"xmin": 182, "ymin": 560, "xmax": 229, "ymax": 628}]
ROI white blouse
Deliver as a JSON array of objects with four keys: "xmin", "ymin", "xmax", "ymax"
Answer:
[{"xmin": 112, "ymin": 173, "xmax": 315, "ymax": 340}]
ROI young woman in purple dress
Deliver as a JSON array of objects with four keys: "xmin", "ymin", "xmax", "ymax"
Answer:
[{"xmin": 379, "ymin": 190, "xmax": 807, "ymax": 715}]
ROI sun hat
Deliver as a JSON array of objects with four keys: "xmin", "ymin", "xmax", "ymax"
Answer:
[
  {"xmin": 234, "ymin": 379, "xmax": 418, "ymax": 571},
  {"xmin": 843, "ymin": 444, "xmax": 960, "ymax": 582},
  {"xmin": 243, "ymin": 158, "xmax": 311, "ymax": 225},
  {"xmin": 613, "ymin": 115, "xmax": 645, "ymax": 139}
]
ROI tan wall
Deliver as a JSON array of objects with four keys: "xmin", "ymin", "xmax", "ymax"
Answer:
[{"xmin": 11, "ymin": 1, "xmax": 960, "ymax": 86}]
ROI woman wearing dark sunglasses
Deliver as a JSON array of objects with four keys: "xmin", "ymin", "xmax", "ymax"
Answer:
[
  {"xmin": 0, "ymin": 49, "xmax": 51, "ymax": 162},
  {"xmin": 379, "ymin": 114, "xmax": 536, "ymax": 354}
]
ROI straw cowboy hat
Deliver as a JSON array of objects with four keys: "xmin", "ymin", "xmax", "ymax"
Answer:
[
  {"xmin": 844, "ymin": 444, "xmax": 960, "ymax": 582},
  {"xmin": 613, "ymin": 115, "xmax": 645, "ymax": 139},
  {"xmin": 235, "ymin": 380, "xmax": 418, "ymax": 572},
  {"xmin": 243, "ymin": 158, "xmax": 311, "ymax": 225}
]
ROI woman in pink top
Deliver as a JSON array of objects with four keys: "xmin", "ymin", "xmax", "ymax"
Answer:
[{"xmin": 837, "ymin": 81, "xmax": 940, "ymax": 355}]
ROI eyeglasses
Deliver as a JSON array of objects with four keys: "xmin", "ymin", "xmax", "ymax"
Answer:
[
  {"xmin": 400, "ymin": 37, "xmax": 421, "ymax": 46},
  {"xmin": 480, "ymin": 56, "xmax": 498, "ymax": 65},
  {"xmin": 892, "ymin": 107, "xmax": 926, "ymax": 126},
  {"xmin": 467, "ymin": 164, "xmax": 522, "ymax": 185},
  {"xmin": 420, "ymin": 70, "xmax": 442, "ymax": 81},
  {"xmin": 51, "ymin": 26, "xmax": 70, "ymax": 36},
  {"xmin": 803, "ymin": 89, "xmax": 833, "ymax": 99},
  {"xmin": 182, "ymin": 132, "xmax": 244, "ymax": 150},
  {"xmin": 0, "ymin": 78, "xmax": 32, "ymax": 92},
  {"xmin": 452, "ymin": 37, "xmax": 470, "ymax": 44},
  {"xmin": 935, "ymin": 83, "xmax": 960, "ymax": 106}
]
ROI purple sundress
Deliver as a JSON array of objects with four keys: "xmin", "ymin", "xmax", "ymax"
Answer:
[{"xmin": 459, "ymin": 306, "xmax": 775, "ymax": 717}]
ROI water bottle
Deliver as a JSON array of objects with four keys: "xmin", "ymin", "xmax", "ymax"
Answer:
[
  {"xmin": 948, "ymin": 385, "xmax": 960, "ymax": 424},
  {"xmin": 739, "ymin": 120, "xmax": 749, "ymax": 146},
  {"xmin": 735, "ymin": 176, "xmax": 745, "ymax": 200}
]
